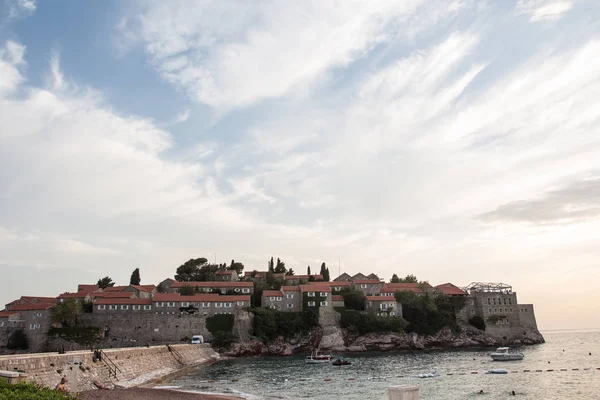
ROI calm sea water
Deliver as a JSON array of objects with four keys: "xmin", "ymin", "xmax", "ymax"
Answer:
[{"xmin": 159, "ymin": 330, "xmax": 600, "ymax": 399}]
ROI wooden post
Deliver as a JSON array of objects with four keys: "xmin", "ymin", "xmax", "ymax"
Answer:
[{"xmin": 388, "ymin": 385, "xmax": 420, "ymax": 400}]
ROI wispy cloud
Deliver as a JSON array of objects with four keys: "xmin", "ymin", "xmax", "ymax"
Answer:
[
  {"xmin": 5, "ymin": 0, "xmax": 36, "ymax": 20},
  {"xmin": 172, "ymin": 109, "xmax": 190, "ymax": 124},
  {"xmin": 517, "ymin": 0, "xmax": 573, "ymax": 22}
]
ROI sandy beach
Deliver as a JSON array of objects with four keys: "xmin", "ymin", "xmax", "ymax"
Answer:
[{"xmin": 78, "ymin": 388, "xmax": 243, "ymax": 400}]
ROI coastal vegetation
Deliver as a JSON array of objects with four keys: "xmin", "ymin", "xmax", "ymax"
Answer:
[
  {"xmin": 339, "ymin": 309, "xmax": 408, "ymax": 334},
  {"xmin": 0, "ymin": 380, "xmax": 75, "ymax": 399},
  {"xmin": 251, "ymin": 308, "xmax": 319, "ymax": 341},
  {"xmin": 206, "ymin": 314, "xmax": 236, "ymax": 348},
  {"xmin": 468, "ymin": 315, "xmax": 486, "ymax": 331},
  {"xmin": 339, "ymin": 288, "xmax": 366, "ymax": 311},
  {"xmin": 394, "ymin": 291, "xmax": 464, "ymax": 335},
  {"xmin": 51, "ymin": 299, "xmax": 82, "ymax": 327},
  {"xmin": 96, "ymin": 276, "xmax": 115, "ymax": 289},
  {"xmin": 7, "ymin": 329, "xmax": 29, "ymax": 350},
  {"xmin": 129, "ymin": 268, "xmax": 141, "ymax": 285}
]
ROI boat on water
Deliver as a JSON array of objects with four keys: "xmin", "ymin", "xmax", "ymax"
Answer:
[
  {"xmin": 490, "ymin": 347, "xmax": 524, "ymax": 361},
  {"xmin": 305, "ymin": 351, "xmax": 333, "ymax": 364},
  {"xmin": 331, "ymin": 357, "xmax": 351, "ymax": 366}
]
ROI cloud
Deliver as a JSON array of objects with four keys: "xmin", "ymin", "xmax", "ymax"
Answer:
[
  {"xmin": 172, "ymin": 109, "xmax": 190, "ymax": 124},
  {"xmin": 0, "ymin": 40, "xmax": 26, "ymax": 95},
  {"xmin": 479, "ymin": 177, "xmax": 600, "ymax": 225},
  {"xmin": 5, "ymin": 0, "xmax": 36, "ymax": 20},
  {"xmin": 115, "ymin": 0, "xmax": 473, "ymax": 110},
  {"xmin": 516, "ymin": 0, "xmax": 573, "ymax": 22}
]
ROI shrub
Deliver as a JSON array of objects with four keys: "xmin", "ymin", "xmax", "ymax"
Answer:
[
  {"xmin": 394, "ymin": 291, "xmax": 461, "ymax": 335},
  {"xmin": 339, "ymin": 288, "xmax": 366, "ymax": 311},
  {"xmin": 251, "ymin": 308, "xmax": 318, "ymax": 341},
  {"xmin": 339, "ymin": 310, "xmax": 408, "ymax": 334},
  {"xmin": 7, "ymin": 330, "xmax": 28, "ymax": 350},
  {"xmin": 468, "ymin": 316, "xmax": 486, "ymax": 331},
  {"xmin": 211, "ymin": 331, "xmax": 236, "ymax": 348},
  {"xmin": 206, "ymin": 314, "xmax": 235, "ymax": 334},
  {"xmin": 0, "ymin": 380, "xmax": 76, "ymax": 399}
]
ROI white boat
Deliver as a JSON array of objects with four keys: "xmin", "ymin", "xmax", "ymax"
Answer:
[
  {"xmin": 490, "ymin": 347, "xmax": 524, "ymax": 361},
  {"xmin": 305, "ymin": 351, "xmax": 332, "ymax": 364}
]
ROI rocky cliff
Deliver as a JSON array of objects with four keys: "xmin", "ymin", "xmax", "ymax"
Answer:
[{"xmin": 224, "ymin": 318, "xmax": 545, "ymax": 357}]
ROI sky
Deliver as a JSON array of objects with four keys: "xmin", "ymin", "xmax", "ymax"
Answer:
[{"xmin": 1, "ymin": 0, "xmax": 599, "ymax": 331}]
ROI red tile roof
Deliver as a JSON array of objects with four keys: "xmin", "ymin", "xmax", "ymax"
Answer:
[
  {"xmin": 77, "ymin": 284, "xmax": 100, "ymax": 293},
  {"xmin": 434, "ymin": 283, "xmax": 467, "ymax": 296},
  {"xmin": 382, "ymin": 283, "xmax": 431, "ymax": 293},
  {"xmin": 332, "ymin": 295, "xmax": 344, "ymax": 301},
  {"xmin": 307, "ymin": 281, "xmax": 351, "ymax": 287},
  {"xmin": 95, "ymin": 298, "xmax": 152, "ymax": 305},
  {"xmin": 216, "ymin": 270, "xmax": 237, "ymax": 275},
  {"xmin": 263, "ymin": 290, "xmax": 283, "ymax": 297},
  {"xmin": 153, "ymin": 293, "xmax": 250, "ymax": 302},
  {"xmin": 0, "ymin": 310, "xmax": 17, "ymax": 318},
  {"xmin": 91, "ymin": 292, "xmax": 136, "ymax": 299},
  {"xmin": 170, "ymin": 281, "xmax": 253, "ymax": 288},
  {"xmin": 19, "ymin": 296, "xmax": 57, "ymax": 303},
  {"xmin": 9, "ymin": 303, "xmax": 54, "ymax": 311},
  {"xmin": 130, "ymin": 285, "xmax": 156, "ymax": 292},
  {"xmin": 281, "ymin": 286, "xmax": 301, "ymax": 291},
  {"xmin": 58, "ymin": 292, "xmax": 90, "ymax": 299},
  {"xmin": 353, "ymin": 279, "xmax": 382, "ymax": 284},
  {"xmin": 367, "ymin": 296, "xmax": 396, "ymax": 301},
  {"xmin": 286, "ymin": 275, "xmax": 323, "ymax": 280},
  {"xmin": 299, "ymin": 285, "xmax": 332, "ymax": 292},
  {"xmin": 103, "ymin": 286, "xmax": 128, "ymax": 292}
]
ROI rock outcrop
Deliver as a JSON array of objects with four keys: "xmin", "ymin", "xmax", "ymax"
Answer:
[{"xmin": 224, "ymin": 323, "xmax": 545, "ymax": 357}]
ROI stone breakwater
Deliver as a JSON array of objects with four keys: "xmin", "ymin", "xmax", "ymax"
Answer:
[{"xmin": 0, "ymin": 344, "xmax": 219, "ymax": 392}]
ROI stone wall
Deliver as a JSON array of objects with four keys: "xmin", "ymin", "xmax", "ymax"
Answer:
[
  {"xmin": 0, "ymin": 344, "xmax": 218, "ymax": 393},
  {"xmin": 518, "ymin": 304, "xmax": 538, "ymax": 329}
]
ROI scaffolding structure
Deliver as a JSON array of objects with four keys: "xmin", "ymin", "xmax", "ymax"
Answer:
[{"xmin": 465, "ymin": 282, "xmax": 513, "ymax": 294}]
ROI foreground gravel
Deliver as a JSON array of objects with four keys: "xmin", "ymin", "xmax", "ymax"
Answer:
[{"xmin": 77, "ymin": 388, "xmax": 243, "ymax": 400}]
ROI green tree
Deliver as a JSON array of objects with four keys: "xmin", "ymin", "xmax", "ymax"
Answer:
[
  {"xmin": 274, "ymin": 258, "xmax": 286, "ymax": 274},
  {"xmin": 307, "ymin": 266, "xmax": 311, "ymax": 276},
  {"xmin": 286, "ymin": 268, "xmax": 295, "ymax": 276},
  {"xmin": 175, "ymin": 258, "xmax": 222, "ymax": 281},
  {"xmin": 228, "ymin": 259, "xmax": 245, "ymax": 275},
  {"xmin": 179, "ymin": 285, "xmax": 195, "ymax": 296},
  {"xmin": 268, "ymin": 257, "xmax": 275, "ymax": 273},
  {"xmin": 7, "ymin": 329, "xmax": 28, "ymax": 350},
  {"xmin": 391, "ymin": 274, "xmax": 400, "ymax": 283},
  {"xmin": 320, "ymin": 262, "xmax": 330, "ymax": 280},
  {"xmin": 51, "ymin": 299, "xmax": 82, "ymax": 327},
  {"xmin": 340, "ymin": 287, "xmax": 366, "ymax": 311},
  {"xmin": 96, "ymin": 276, "xmax": 115, "ymax": 289},
  {"xmin": 130, "ymin": 268, "xmax": 141, "ymax": 285},
  {"xmin": 399, "ymin": 274, "xmax": 418, "ymax": 283}
]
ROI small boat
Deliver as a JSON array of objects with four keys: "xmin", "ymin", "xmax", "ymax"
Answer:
[
  {"xmin": 490, "ymin": 347, "xmax": 524, "ymax": 361},
  {"xmin": 331, "ymin": 357, "xmax": 351, "ymax": 366},
  {"xmin": 487, "ymin": 368, "xmax": 509, "ymax": 374},
  {"xmin": 305, "ymin": 350, "xmax": 332, "ymax": 364}
]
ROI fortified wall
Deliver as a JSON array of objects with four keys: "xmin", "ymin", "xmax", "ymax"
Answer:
[{"xmin": 0, "ymin": 343, "xmax": 218, "ymax": 392}]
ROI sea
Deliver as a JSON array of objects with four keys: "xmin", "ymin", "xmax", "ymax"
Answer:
[{"xmin": 157, "ymin": 330, "xmax": 600, "ymax": 399}]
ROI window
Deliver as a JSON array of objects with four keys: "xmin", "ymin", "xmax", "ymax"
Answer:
[
  {"xmin": 119, "ymin": 305, "xmax": 128, "ymax": 310},
  {"xmin": 308, "ymin": 292, "xmax": 315, "ymax": 297},
  {"xmin": 508, "ymin": 298, "xmax": 512, "ymax": 305},
  {"xmin": 167, "ymin": 302, "xmax": 175, "ymax": 307},
  {"xmin": 286, "ymin": 294, "xmax": 294, "ymax": 299},
  {"xmin": 320, "ymin": 301, "xmax": 328, "ymax": 307},
  {"xmin": 98, "ymin": 305, "xmax": 106, "ymax": 310},
  {"xmin": 33, "ymin": 312, "xmax": 42, "ymax": 318},
  {"xmin": 494, "ymin": 308, "xmax": 497, "ymax": 313},
  {"xmin": 390, "ymin": 312, "xmax": 395, "ymax": 316},
  {"xmin": 0, "ymin": 321, "xmax": 4, "ymax": 327},
  {"xmin": 29, "ymin": 323, "xmax": 40, "ymax": 330},
  {"xmin": 143, "ymin": 305, "xmax": 152, "ymax": 310},
  {"xmin": 321, "ymin": 292, "xmax": 328, "ymax": 297},
  {"xmin": 242, "ymin": 288, "xmax": 250, "ymax": 293},
  {"xmin": 192, "ymin": 302, "xmax": 199, "ymax": 307},
  {"xmin": 488, "ymin": 308, "xmax": 492, "ymax": 313},
  {"xmin": 181, "ymin": 302, "xmax": 189, "ymax": 307},
  {"xmin": 234, "ymin": 288, "xmax": 240, "ymax": 292},
  {"xmin": 224, "ymin": 303, "xmax": 232, "ymax": 308},
  {"xmin": 334, "ymin": 287, "xmax": 341, "ymax": 291},
  {"xmin": 109, "ymin": 305, "xmax": 117, "ymax": 310},
  {"xmin": 503, "ymin": 298, "xmax": 507, "ymax": 305},
  {"xmin": 215, "ymin": 303, "xmax": 222, "ymax": 308},
  {"xmin": 487, "ymin": 298, "xmax": 491, "ymax": 305},
  {"xmin": 286, "ymin": 304, "xmax": 294, "ymax": 308},
  {"xmin": 308, "ymin": 301, "xmax": 316, "ymax": 306},
  {"xmin": 156, "ymin": 302, "xmax": 164, "ymax": 307},
  {"xmin": 132, "ymin": 305, "xmax": 141, "ymax": 310},
  {"xmin": 360, "ymin": 284, "xmax": 367, "ymax": 289},
  {"xmin": 493, "ymin": 298, "xmax": 496, "ymax": 305},
  {"xmin": 269, "ymin": 296, "xmax": 276, "ymax": 301},
  {"xmin": 380, "ymin": 304, "xmax": 387, "ymax": 310},
  {"xmin": 237, "ymin": 301, "xmax": 245, "ymax": 306}
]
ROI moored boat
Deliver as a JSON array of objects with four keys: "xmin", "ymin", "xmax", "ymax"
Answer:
[
  {"xmin": 490, "ymin": 347, "xmax": 524, "ymax": 361},
  {"xmin": 331, "ymin": 357, "xmax": 351, "ymax": 366},
  {"xmin": 306, "ymin": 350, "xmax": 332, "ymax": 364}
]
